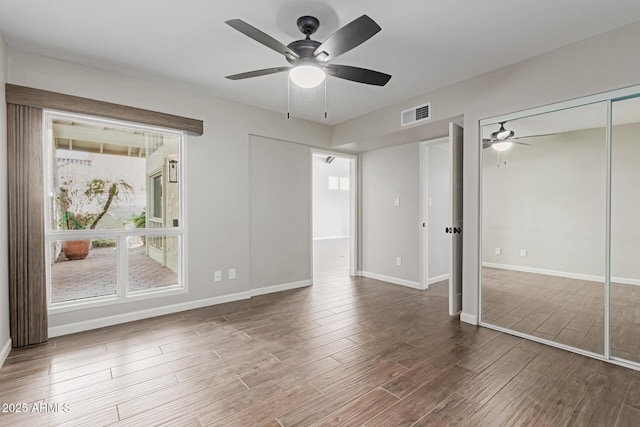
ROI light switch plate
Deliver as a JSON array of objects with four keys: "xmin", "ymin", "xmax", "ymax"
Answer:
[{"xmin": 214, "ymin": 270, "xmax": 222, "ymax": 282}]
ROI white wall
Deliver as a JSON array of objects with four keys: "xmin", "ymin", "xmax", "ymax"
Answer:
[
  {"xmin": 333, "ymin": 22, "xmax": 640, "ymax": 323},
  {"xmin": 7, "ymin": 49, "xmax": 331, "ymax": 330},
  {"xmin": 427, "ymin": 143, "xmax": 450, "ymax": 279},
  {"xmin": 250, "ymin": 135, "xmax": 311, "ymax": 290},
  {"xmin": 0, "ymin": 32, "xmax": 10, "ymax": 364},
  {"xmin": 361, "ymin": 143, "xmax": 420, "ymax": 285},
  {"xmin": 312, "ymin": 155, "xmax": 349, "ymax": 239}
]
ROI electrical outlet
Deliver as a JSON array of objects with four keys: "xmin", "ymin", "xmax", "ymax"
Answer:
[
  {"xmin": 396, "ymin": 257, "xmax": 402, "ymax": 267},
  {"xmin": 228, "ymin": 268, "xmax": 236, "ymax": 280},
  {"xmin": 394, "ymin": 197, "xmax": 400, "ymax": 207},
  {"xmin": 214, "ymin": 270, "xmax": 222, "ymax": 282},
  {"xmin": 495, "ymin": 248, "xmax": 501, "ymax": 255},
  {"xmin": 520, "ymin": 249, "xmax": 527, "ymax": 257}
]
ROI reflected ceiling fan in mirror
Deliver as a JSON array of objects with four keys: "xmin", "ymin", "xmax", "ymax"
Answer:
[
  {"xmin": 225, "ymin": 14, "xmax": 392, "ymax": 88},
  {"xmin": 482, "ymin": 122, "xmax": 554, "ymax": 151}
]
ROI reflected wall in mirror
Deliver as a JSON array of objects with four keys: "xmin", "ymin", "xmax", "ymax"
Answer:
[
  {"xmin": 611, "ymin": 95, "xmax": 640, "ymax": 363},
  {"xmin": 481, "ymin": 102, "xmax": 607, "ymax": 355}
]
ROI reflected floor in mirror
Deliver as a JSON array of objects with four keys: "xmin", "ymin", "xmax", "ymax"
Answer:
[
  {"xmin": 482, "ymin": 267, "xmax": 640, "ymax": 363},
  {"xmin": 3, "ymin": 271, "xmax": 640, "ymax": 425}
]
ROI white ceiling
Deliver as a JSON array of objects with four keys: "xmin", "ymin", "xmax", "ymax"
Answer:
[{"xmin": 1, "ymin": 1, "xmax": 639, "ymax": 125}]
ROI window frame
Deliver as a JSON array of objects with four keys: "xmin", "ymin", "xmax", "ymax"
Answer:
[{"xmin": 42, "ymin": 110, "xmax": 188, "ymax": 314}]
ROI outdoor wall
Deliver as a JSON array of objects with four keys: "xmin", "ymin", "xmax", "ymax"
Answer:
[
  {"xmin": 250, "ymin": 135, "xmax": 311, "ymax": 290},
  {"xmin": 312, "ymin": 155, "xmax": 350, "ymax": 239},
  {"xmin": 57, "ymin": 152, "xmax": 146, "ymax": 229},
  {"xmin": 333, "ymin": 21, "xmax": 640, "ymax": 323},
  {"xmin": 427, "ymin": 143, "xmax": 450, "ymax": 281},
  {"xmin": 146, "ymin": 139, "xmax": 180, "ymax": 273},
  {"xmin": 361, "ymin": 142, "xmax": 420, "ymax": 286},
  {"xmin": 7, "ymin": 49, "xmax": 331, "ymax": 331},
  {"xmin": 0, "ymin": 32, "xmax": 10, "ymax": 365}
]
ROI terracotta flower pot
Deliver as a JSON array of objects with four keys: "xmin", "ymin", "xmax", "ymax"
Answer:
[{"xmin": 62, "ymin": 239, "xmax": 92, "ymax": 260}]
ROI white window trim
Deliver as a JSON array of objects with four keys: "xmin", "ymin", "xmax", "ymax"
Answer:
[{"xmin": 42, "ymin": 110, "xmax": 188, "ymax": 313}]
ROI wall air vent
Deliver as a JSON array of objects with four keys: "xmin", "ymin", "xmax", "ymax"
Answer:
[{"xmin": 401, "ymin": 102, "xmax": 431, "ymax": 127}]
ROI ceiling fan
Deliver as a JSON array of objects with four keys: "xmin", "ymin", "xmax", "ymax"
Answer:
[
  {"xmin": 224, "ymin": 15, "xmax": 392, "ymax": 88},
  {"xmin": 482, "ymin": 122, "xmax": 552, "ymax": 151}
]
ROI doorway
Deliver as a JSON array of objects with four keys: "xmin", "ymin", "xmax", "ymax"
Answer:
[
  {"xmin": 311, "ymin": 151, "xmax": 357, "ymax": 283},
  {"xmin": 420, "ymin": 138, "xmax": 451, "ymax": 288},
  {"xmin": 419, "ymin": 123, "xmax": 464, "ymax": 315}
]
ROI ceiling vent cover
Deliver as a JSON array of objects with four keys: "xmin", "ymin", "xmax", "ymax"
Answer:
[{"xmin": 401, "ymin": 102, "xmax": 431, "ymax": 127}]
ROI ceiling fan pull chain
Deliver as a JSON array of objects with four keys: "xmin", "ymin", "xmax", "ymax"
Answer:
[
  {"xmin": 497, "ymin": 151, "xmax": 500, "ymax": 168},
  {"xmin": 324, "ymin": 78, "xmax": 327, "ymax": 119},
  {"xmin": 287, "ymin": 76, "xmax": 290, "ymax": 119}
]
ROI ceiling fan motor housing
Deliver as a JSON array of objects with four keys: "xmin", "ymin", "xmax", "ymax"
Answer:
[
  {"xmin": 297, "ymin": 16, "xmax": 320, "ymax": 37},
  {"xmin": 286, "ymin": 39, "xmax": 322, "ymax": 64}
]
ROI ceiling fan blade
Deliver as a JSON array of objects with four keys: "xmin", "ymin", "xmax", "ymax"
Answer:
[
  {"xmin": 482, "ymin": 141, "xmax": 493, "ymax": 149},
  {"xmin": 513, "ymin": 141, "xmax": 532, "ymax": 146},
  {"xmin": 325, "ymin": 65, "xmax": 391, "ymax": 86},
  {"xmin": 512, "ymin": 133, "xmax": 557, "ymax": 140},
  {"xmin": 314, "ymin": 15, "xmax": 381, "ymax": 61},
  {"xmin": 226, "ymin": 67, "xmax": 291, "ymax": 80},
  {"xmin": 225, "ymin": 19, "xmax": 299, "ymax": 59}
]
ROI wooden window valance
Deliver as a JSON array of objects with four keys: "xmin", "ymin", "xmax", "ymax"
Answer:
[{"xmin": 5, "ymin": 84, "xmax": 203, "ymax": 135}]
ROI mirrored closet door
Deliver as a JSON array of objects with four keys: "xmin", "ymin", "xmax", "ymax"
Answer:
[
  {"xmin": 610, "ymin": 95, "xmax": 640, "ymax": 364},
  {"xmin": 481, "ymin": 102, "xmax": 607, "ymax": 355}
]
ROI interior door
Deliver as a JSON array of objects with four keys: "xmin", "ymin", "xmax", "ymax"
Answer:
[{"xmin": 448, "ymin": 122, "xmax": 463, "ymax": 315}]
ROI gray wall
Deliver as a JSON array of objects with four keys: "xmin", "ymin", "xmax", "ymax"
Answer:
[
  {"xmin": 0, "ymin": 33, "xmax": 10, "ymax": 360},
  {"xmin": 312, "ymin": 155, "xmax": 350, "ymax": 239},
  {"xmin": 7, "ymin": 49, "xmax": 331, "ymax": 329},
  {"xmin": 482, "ymin": 128, "xmax": 606, "ymax": 277},
  {"xmin": 427, "ymin": 143, "xmax": 450, "ymax": 280},
  {"xmin": 250, "ymin": 135, "xmax": 310, "ymax": 289},
  {"xmin": 332, "ymin": 22, "xmax": 640, "ymax": 322},
  {"xmin": 483, "ymin": 123, "xmax": 640, "ymax": 283},
  {"xmin": 361, "ymin": 142, "xmax": 420, "ymax": 283}
]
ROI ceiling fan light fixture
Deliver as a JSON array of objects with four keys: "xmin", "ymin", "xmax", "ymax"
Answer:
[
  {"xmin": 492, "ymin": 141, "xmax": 513, "ymax": 152},
  {"xmin": 289, "ymin": 65, "xmax": 326, "ymax": 88},
  {"xmin": 491, "ymin": 123, "xmax": 515, "ymax": 140}
]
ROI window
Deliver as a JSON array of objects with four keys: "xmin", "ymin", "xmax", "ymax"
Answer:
[
  {"xmin": 43, "ymin": 111, "xmax": 186, "ymax": 311},
  {"xmin": 151, "ymin": 174, "xmax": 163, "ymax": 219},
  {"xmin": 329, "ymin": 175, "xmax": 349, "ymax": 191}
]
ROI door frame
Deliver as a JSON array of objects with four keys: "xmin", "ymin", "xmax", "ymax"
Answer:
[
  {"xmin": 419, "ymin": 137, "xmax": 449, "ymax": 291},
  {"xmin": 310, "ymin": 149, "xmax": 359, "ymax": 279}
]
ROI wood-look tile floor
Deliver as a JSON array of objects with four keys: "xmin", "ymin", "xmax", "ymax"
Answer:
[
  {"xmin": 1, "ymin": 271, "xmax": 640, "ymax": 426},
  {"xmin": 482, "ymin": 267, "xmax": 640, "ymax": 363}
]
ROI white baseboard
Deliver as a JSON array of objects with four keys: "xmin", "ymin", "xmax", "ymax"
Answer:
[
  {"xmin": 483, "ymin": 262, "xmax": 640, "ymax": 286},
  {"xmin": 49, "ymin": 279, "xmax": 310, "ymax": 338},
  {"xmin": 0, "ymin": 338, "xmax": 11, "ymax": 369},
  {"xmin": 361, "ymin": 271, "xmax": 422, "ymax": 290},
  {"xmin": 460, "ymin": 312, "xmax": 478, "ymax": 325},
  {"xmin": 313, "ymin": 236, "xmax": 349, "ymax": 241},
  {"xmin": 250, "ymin": 279, "xmax": 311, "ymax": 297},
  {"xmin": 427, "ymin": 274, "xmax": 449, "ymax": 285}
]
